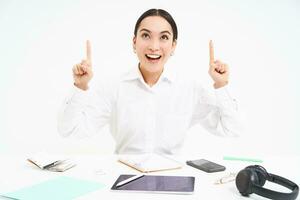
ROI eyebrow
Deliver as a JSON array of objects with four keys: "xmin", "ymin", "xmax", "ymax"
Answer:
[{"xmin": 139, "ymin": 28, "xmax": 172, "ymax": 35}]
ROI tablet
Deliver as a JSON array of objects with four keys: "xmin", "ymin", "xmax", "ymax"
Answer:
[{"xmin": 111, "ymin": 174, "xmax": 195, "ymax": 194}]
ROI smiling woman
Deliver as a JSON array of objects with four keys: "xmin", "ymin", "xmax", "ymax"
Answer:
[{"xmin": 57, "ymin": 8, "xmax": 243, "ymax": 155}]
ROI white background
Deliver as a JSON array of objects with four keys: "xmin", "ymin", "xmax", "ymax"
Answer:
[{"xmin": 1, "ymin": 0, "xmax": 299, "ymax": 157}]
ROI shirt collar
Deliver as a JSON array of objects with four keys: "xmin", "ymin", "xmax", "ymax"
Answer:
[{"xmin": 121, "ymin": 64, "xmax": 176, "ymax": 84}]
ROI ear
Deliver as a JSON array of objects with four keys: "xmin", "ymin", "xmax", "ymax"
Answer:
[
  {"xmin": 132, "ymin": 36, "xmax": 136, "ymax": 51},
  {"xmin": 171, "ymin": 39, "xmax": 177, "ymax": 53}
]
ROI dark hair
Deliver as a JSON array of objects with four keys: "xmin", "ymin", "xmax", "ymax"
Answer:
[{"xmin": 134, "ymin": 9, "xmax": 178, "ymax": 42}]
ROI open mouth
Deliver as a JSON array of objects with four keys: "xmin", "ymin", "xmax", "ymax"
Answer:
[{"xmin": 145, "ymin": 54, "xmax": 162, "ymax": 62}]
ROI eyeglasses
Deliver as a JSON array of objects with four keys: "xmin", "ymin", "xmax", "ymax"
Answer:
[{"xmin": 214, "ymin": 172, "xmax": 237, "ymax": 185}]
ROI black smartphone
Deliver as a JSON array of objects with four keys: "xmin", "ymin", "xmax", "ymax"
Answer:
[{"xmin": 186, "ymin": 159, "xmax": 226, "ymax": 173}]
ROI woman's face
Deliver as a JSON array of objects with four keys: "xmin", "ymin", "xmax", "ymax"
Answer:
[{"xmin": 133, "ymin": 16, "xmax": 176, "ymax": 73}]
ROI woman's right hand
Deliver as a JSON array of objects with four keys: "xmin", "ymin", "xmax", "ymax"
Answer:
[{"xmin": 72, "ymin": 40, "xmax": 93, "ymax": 90}]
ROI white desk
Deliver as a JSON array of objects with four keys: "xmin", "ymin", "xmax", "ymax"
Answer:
[{"xmin": 0, "ymin": 154, "xmax": 299, "ymax": 200}]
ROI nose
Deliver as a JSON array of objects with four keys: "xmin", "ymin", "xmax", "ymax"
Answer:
[{"xmin": 148, "ymin": 39, "xmax": 160, "ymax": 51}]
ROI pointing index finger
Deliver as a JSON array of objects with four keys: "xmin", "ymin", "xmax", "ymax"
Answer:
[
  {"xmin": 86, "ymin": 40, "xmax": 92, "ymax": 62},
  {"xmin": 209, "ymin": 40, "xmax": 214, "ymax": 64}
]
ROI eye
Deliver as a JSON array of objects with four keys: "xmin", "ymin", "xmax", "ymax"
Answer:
[
  {"xmin": 141, "ymin": 33, "xmax": 150, "ymax": 39},
  {"xmin": 161, "ymin": 35, "xmax": 169, "ymax": 40}
]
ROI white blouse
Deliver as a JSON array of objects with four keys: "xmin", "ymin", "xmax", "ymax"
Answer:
[{"xmin": 58, "ymin": 66, "xmax": 242, "ymax": 154}]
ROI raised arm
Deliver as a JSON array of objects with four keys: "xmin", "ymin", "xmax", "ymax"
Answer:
[{"xmin": 58, "ymin": 40, "xmax": 112, "ymax": 138}]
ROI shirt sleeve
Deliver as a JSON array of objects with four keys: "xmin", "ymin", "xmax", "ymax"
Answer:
[
  {"xmin": 57, "ymin": 83, "xmax": 112, "ymax": 138},
  {"xmin": 191, "ymin": 83, "xmax": 243, "ymax": 137}
]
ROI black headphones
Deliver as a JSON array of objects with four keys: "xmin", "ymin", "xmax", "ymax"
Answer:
[{"xmin": 236, "ymin": 165, "xmax": 299, "ymax": 200}]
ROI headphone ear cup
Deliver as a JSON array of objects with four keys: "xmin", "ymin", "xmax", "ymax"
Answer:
[
  {"xmin": 246, "ymin": 165, "xmax": 267, "ymax": 187},
  {"xmin": 236, "ymin": 168, "xmax": 259, "ymax": 196}
]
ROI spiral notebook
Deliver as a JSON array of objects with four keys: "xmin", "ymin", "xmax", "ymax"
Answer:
[{"xmin": 118, "ymin": 154, "xmax": 182, "ymax": 173}]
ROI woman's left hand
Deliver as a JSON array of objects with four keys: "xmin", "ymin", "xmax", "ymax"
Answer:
[{"xmin": 208, "ymin": 40, "xmax": 229, "ymax": 89}]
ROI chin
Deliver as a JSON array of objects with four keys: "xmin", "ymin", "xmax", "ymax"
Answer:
[{"xmin": 144, "ymin": 63, "xmax": 164, "ymax": 73}]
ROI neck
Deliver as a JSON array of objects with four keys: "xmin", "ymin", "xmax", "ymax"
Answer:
[{"xmin": 139, "ymin": 65, "xmax": 163, "ymax": 87}]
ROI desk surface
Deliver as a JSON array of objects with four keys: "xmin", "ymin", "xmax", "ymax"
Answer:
[{"xmin": 0, "ymin": 154, "xmax": 299, "ymax": 200}]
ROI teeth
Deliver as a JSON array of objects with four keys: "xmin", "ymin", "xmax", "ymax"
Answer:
[{"xmin": 146, "ymin": 54, "xmax": 161, "ymax": 59}]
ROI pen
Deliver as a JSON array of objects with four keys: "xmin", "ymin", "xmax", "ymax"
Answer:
[
  {"xmin": 116, "ymin": 174, "xmax": 144, "ymax": 187},
  {"xmin": 43, "ymin": 160, "xmax": 62, "ymax": 169},
  {"xmin": 223, "ymin": 156, "xmax": 263, "ymax": 163}
]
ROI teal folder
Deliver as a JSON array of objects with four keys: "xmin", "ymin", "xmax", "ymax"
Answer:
[{"xmin": 2, "ymin": 176, "xmax": 105, "ymax": 200}]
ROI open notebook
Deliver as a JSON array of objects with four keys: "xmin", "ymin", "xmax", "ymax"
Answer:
[
  {"xmin": 118, "ymin": 153, "xmax": 183, "ymax": 173},
  {"xmin": 27, "ymin": 152, "xmax": 76, "ymax": 172}
]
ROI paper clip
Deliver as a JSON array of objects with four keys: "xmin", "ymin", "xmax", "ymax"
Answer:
[{"xmin": 214, "ymin": 172, "xmax": 236, "ymax": 185}]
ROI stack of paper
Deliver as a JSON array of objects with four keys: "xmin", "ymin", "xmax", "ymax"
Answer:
[{"xmin": 118, "ymin": 153, "xmax": 183, "ymax": 173}]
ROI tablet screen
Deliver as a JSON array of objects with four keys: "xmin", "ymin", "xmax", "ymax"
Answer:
[{"xmin": 111, "ymin": 174, "xmax": 195, "ymax": 194}]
